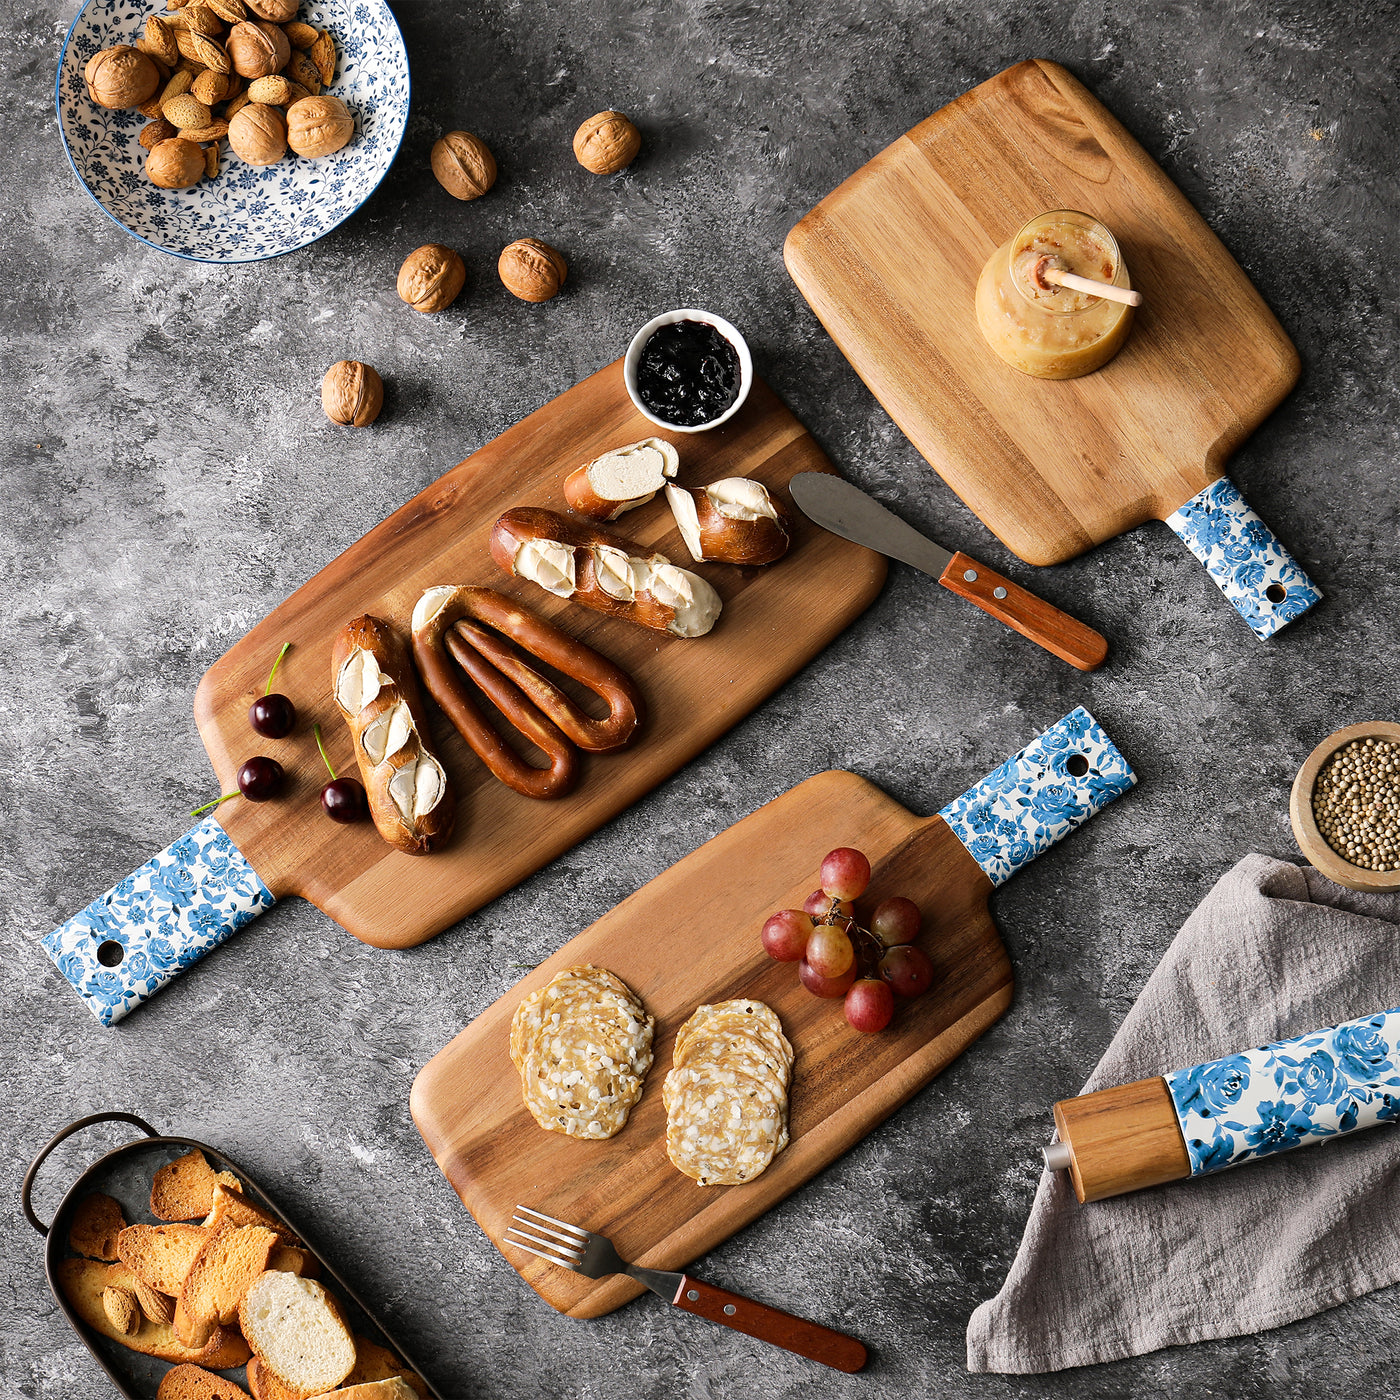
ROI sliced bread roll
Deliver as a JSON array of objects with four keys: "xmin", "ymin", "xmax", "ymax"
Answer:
[
  {"xmin": 248, "ymin": 1337, "xmax": 424, "ymax": 1400},
  {"xmin": 175, "ymin": 1224, "xmax": 280, "ymax": 1347},
  {"xmin": 117, "ymin": 1223, "xmax": 209, "ymax": 1295},
  {"xmin": 157, "ymin": 1363, "xmax": 254, "ymax": 1400},
  {"xmin": 240, "ymin": 1271, "xmax": 356, "ymax": 1398}
]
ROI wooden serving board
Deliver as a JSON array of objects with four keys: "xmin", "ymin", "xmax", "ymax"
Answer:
[
  {"xmin": 411, "ymin": 769, "xmax": 1014, "ymax": 1318},
  {"xmin": 192, "ymin": 363, "xmax": 885, "ymax": 949},
  {"xmin": 784, "ymin": 60, "xmax": 1300, "ymax": 566}
]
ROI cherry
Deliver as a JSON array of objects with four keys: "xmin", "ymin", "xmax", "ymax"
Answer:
[
  {"xmin": 249, "ymin": 642, "xmax": 296, "ymax": 739},
  {"xmin": 237, "ymin": 756, "xmax": 284, "ymax": 802},
  {"xmin": 314, "ymin": 723, "xmax": 365, "ymax": 823}
]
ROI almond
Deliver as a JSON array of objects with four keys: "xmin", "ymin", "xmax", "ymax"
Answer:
[
  {"xmin": 283, "ymin": 20, "xmax": 318, "ymax": 48},
  {"xmin": 178, "ymin": 4, "xmax": 224, "ymax": 36},
  {"xmin": 283, "ymin": 48, "xmax": 320, "ymax": 95},
  {"xmin": 309, "ymin": 29, "xmax": 334, "ymax": 85},
  {"xmin": 102, "ymin": 1285, "xmax": 141, "ymax": 1337},
  {"xmin": 181, "ymin": 121, "xmax": 230, "ymax": 142},
  {"xmin": 160, "ymin": 69, "xmax": 194, "ymax": 102},
  {"xmin": 177, "ymin": 30, "xmax": 230, "ymax": 73},
  {"xmin": 132, "ymin": 1279, "xmax": 175, "ymax": 1325},
  {"xmin": 163, "ymin": 92, "xmax": 212, "ymax": 128},
  {"xmin": 190, "ymin": 68, "xmax": 231, "ymax": 104},
  {"xmin": 224, "ymin": 89, "xmax": 252, "ymax": 118},
  {"xmin": 246, "ymin": 74, "xmax": 293, "ymax": 105},
  {"xmin": 140, "ymin": 117, "xmax": 177, "ymax": 148},
  {"xmin": 205, "ymin": 142, "xmax": 220, "ymax": 178},
  {"xmin": 142, "ymin": 15, "xmax": 180, "ymax": 65},
  {"xmin": 138, "ymin": 93, "xmax": 166, "ymax": 119},
  {"xmin": 206, "ymin": 0, "xmax": 248, "ymax": 19}
]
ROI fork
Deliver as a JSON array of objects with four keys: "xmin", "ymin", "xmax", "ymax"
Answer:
[{"xmin": 506, "ymin": 1205, "xmax": 867, "ymax": 1373}]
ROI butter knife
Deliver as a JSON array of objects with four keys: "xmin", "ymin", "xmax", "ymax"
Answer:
[{"xmin": 790, "ymin": 473, "xmax": 1108, "ymax": 671}]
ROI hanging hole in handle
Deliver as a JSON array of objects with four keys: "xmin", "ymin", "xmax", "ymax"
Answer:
[
  {"xmin": 95, "ymin": 940, "xmax": 124, "ymax": 967},
  {"xmin": 1265, "ymin": 583, "xmax": 1287, "ymax": 605},
  {"xmin": 1066, "ymin": 753, "xmax": 1090, "ymax": 777},
  {"xmin": 22, "ymin": 1111, "xmax": 160, "ymax": 1236}
]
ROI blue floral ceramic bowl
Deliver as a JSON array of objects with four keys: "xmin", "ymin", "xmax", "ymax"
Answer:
[{"xmin": 55, "ymin": 0, "xmax": 409, "ymax": 262}]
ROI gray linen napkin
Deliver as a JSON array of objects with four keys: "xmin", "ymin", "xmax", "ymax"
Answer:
[{"xmin": 966, "ymin": 853, "xmax": 1400, "ymax": 1374}]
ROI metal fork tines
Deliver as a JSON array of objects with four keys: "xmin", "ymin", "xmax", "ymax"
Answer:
[{"xmin": 506, "ymin": 1205, "xmax": 679, "ymax": 1297}]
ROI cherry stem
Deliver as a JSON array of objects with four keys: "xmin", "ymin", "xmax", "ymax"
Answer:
[
  {"xmin": 191, "ymin": 792, "xmax": 237, "ymax": 817},
  {"xmin": 265, "ymin": 642, "xmax": 291, "ymax": 696},
  {"xmin": 313, "ymin": 722, "xmax": 336, "ymax": 781}
]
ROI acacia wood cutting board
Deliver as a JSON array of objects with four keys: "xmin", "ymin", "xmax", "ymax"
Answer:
[
  {"xmin": 784, "ymin": 60, "xmax": 1321, "ymax": 639},
  {"xmin": 42, "ymin": 363, "xmax": 885, "ymax": 1025},
  {"xmin": 411, "ymin": 708, "xmax": 1136, "ymax": 1317}
]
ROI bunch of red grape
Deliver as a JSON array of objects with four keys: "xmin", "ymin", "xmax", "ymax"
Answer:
[{"xmin": 761, "ymin": 847, "xmax": 936, "ymax": 1033}]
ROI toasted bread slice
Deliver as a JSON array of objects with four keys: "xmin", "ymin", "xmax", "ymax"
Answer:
[
  {"xmin": 69, "ymin": 1192, "xmax": 127, "ymax": 1261},
  {"xmin": 240, "ymin": 1272, "xmax": 355, "ymax": 1398},
  {"xmin": 157, "ymin": 1363, "xmax": 254, "ymax": 1400},
  {"xmin": 175, "ymin": 1224, "xmax": 280, "ymax": 1347},
  {"xmin": 247, "ymin": 1337, "xmax": 424, "ymax": 1400},
  {"xmin": 57, "ymin": 1258, "xmax": 250, "ymax": 1367},
  {"xmin": 309, "ymin": 1381, "xmax": 419, "ymax": 1400},
  {"xmin": 205, "ymin": 1182, "xmax": 299, "ymax": 1243},
  {"xmin": 151, "ymin": 1150, "xmax": 221, "ymax": 1220},
  {"xmin": 117, "ymin": 1223, "xmax": 209, "ymax": 1295},
  {"xmin": 269, "ymin": 1243, "xmax": 318, "ymax": 1278}
]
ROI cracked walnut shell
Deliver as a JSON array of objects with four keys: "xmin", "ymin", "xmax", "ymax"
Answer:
[
  {"xmin": 431, "ymin": 131, "xmax": 496, "ymax": 201},
  {"xmin": 226, "ymin": 19, "xmax": 289, "ymax": 78},
  {"xmin": 498, "ymin": 238, "xmax": 567, "ymax": 303},
  {"xmin": 397, "ymin": 244, "xmax": 466, "ymax": 313},
  {"xmin": 228, "ymin": 102, "xmax": 287, "ymax": 164},
  {"xmin": 572, "ymin": 110, "xmax": 640, "ymax": 174},
  {"xmin": 286, "ymin": 94, "xmax": 353, "ymax": 157},
  {"xmin": 247, "ymin": 0, "xmax": 298, "ymax": 20},
  {"xmin": 322, "ymin": 361, "xmax": 384, "ymax": 427},
  {"xmin": 85, "ymin": 46, "xmax": 160, "ymax": 109},
  {"xmin": 146, "ymin": 137, "xmax": 206, "ymax": 188}
]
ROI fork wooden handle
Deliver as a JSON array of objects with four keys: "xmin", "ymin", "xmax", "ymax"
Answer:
[{"xmin": 672, "ymin": 1274, "xmax": 867, "ymax": 1372}]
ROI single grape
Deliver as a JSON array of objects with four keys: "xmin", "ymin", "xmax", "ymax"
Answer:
[
  {"xmin": 802, "ymin": 888, "xmax": 853, "ymax": 923},
  {"xmin": 806, "ymin": 924, "xmax": 854, "ymax": 979},
  {"xmin": 321, "ymin": 777, "xmax": 366, "ymax": 823},
  {"xmin": 237, "ymin": 756, "xmax": 284, "ymax": 802},
  {"xmin": 761, "ymin": 909, "xmax": 814, "ymax": 962},
  {"xmin": 871, "ymin": 895, "xmax": 922, "ymax": 948},
  {"xmin": 879, "ymin": 944, "xmax": 935, "ymax": 998},
  {"xmin": 249, "ymin": 693, "xmax": 296, "ymax": 739},
  {"xmin": 820, "ymin": 847, "xmax": 871, "ymax": 902},
  {"xmin": 798, "ymin": 958, "xmax": 857, "ymax": 999},
  {"xmin": 845, "ymin": 978, "xmax": 895, "ymax": 1033}
]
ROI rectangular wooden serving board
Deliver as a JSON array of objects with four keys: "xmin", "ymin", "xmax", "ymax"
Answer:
[
  {"xmin": 784, "ymin": 59, "xmax": 1300, "ymax": 566},
  {"xmin": 193, "ymin": 363, "xmax": 886, "ymax": 949},
  {"xmin": 411, "ymin": 769, "xmax": 1013, "ymax": 1318}
]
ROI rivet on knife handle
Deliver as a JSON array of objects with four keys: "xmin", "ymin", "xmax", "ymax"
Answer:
[
  {"xmin": 672, "ymin": 1274, "xmax": 867, "ymax": 1373},
  {"xmin": 937, "ymin": 551, "xmax": 1109, "ymax": 672}
]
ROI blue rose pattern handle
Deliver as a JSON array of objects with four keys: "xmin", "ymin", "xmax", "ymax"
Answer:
[
  {"xmin": 40, "ymin": 816, "xmax": 275, "ymax": 1027},
  {"xmin": 1165, "ymin": 1007, "xmax": 1400, "ymax": 1175},
  {"xmin": 938, "ymin": 706, "xmax": 1137, "ymax": 887},
  {"xmin": 1165, "ymin": 477, "xmax": 1322, "ymax": 640}
]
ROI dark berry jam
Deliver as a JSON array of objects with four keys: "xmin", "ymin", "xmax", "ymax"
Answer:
[{"xmin": 635, "ymin": 320, "xmax": 740, "ymax": 427}]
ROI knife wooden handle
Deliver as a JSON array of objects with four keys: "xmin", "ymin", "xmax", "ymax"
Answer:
[
  {"xmin": 938, "ymin": 552, "xmax": 1107, "ymax": 671},
  {"xmin": 672, "ymin": 1274, "xmax": 867, "ymax": 1372}
]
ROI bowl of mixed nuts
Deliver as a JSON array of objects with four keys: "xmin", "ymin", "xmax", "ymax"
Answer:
[{"xmin": 56, "ymin": 0, "xmax": 409, "ymax": 262}]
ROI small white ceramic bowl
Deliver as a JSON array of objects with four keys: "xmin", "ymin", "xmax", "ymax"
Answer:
[{"xmin": 623, "ymin": 309, "xmax": 753, "ymax": 433}]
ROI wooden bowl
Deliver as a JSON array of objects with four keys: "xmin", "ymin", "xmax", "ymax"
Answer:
[{"xmin": 1290, "ymin": 721, "xmax": 1400, "ymax": 892}]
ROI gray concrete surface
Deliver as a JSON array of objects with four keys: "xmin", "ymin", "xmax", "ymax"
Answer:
[{"xmin": 4, "ymin": 1, "xmax": 1398, "ymax": 1395}]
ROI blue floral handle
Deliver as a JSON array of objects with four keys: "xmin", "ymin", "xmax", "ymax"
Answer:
[
  {"xmin": 938, "ymin": 706, "xmax": 1137, "ymax": 887},
  {"xmin": 1165, "ymin": 478, "xmax": 1322, "ymax": 640},
  {"xmin": 1165, "ymin": 1006, "xmax": 1400, "ymax": 1175},
  {"xmin": 40, "ymin": 816, "xmax": 275, "ymax": 1027}
]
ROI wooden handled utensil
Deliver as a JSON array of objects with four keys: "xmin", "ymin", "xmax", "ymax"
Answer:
[
  {"xmin": 789, "ymin": 472, "xmax": 1108, "ymax": 670},
  {"xmin": 507, "ymin": 1205, "xmax": 867, "ymax": 1372}
]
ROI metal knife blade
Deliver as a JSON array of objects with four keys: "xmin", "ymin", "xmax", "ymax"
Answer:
[{"xmin": 789, "ymin": 473, "xmax": 954, "ymax": 578}]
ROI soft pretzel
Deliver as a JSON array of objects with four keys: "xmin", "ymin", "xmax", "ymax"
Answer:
[
  {"xmin": 664, "ymin": 478, "xmax": 793, "ymax": 565},
  {"xmin": 412, "ymin": 585, "xmax": 644, "ymax": 799}
]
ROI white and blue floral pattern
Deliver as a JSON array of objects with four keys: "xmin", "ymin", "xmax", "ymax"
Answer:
[
  {"xmin": 938, "ymin": 707, "xmax": 1136, "ymax": 887},
  {"xmin": 41, "ymin": 816, "xmax": 274, "ymax": 1026},
  {"xmin": 1165, "ymin": 478, "xmax": 1321, "ymax": 641},
  {"xmin": 1166, "ymin": 1006, "xmax": 1400, "ymax": 1175},
  {"xmin": 56, "ymin": 0, "xmax": 409, "ymax": 262}
]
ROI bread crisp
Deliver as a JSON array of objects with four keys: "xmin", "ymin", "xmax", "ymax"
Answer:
[
  {"xmin": 151, "ymin": 1150, "xmax": 221, "ymax": 1220},
  {"xmin": 205, "ymin": 1181, "xmax": 298, "ymax": 1242},
  {"xmin": 239, "ymin": 1272, "xmax": 355, "ymax": 1398},
  {"xmin": 175, "ymin": 1224, "xmax": 280, "ymax": 1347},
  {"xmin": 57, "ymin": 1258, "xmax": 250, "ymax": 1367},
  {"xmin": 157, "ymin": 1363, "xmax": 254, "ymax": 1400},
  {"xmin": 70, "ymin": 1191, "xmax": 128, "ymax": 1260},
  {"xmin": 118, "ymin": 1223, "xmax": 209, "ymax": 1294},
  {"xmin": 341, "ymin": 1337, "xmax": 426, "ymax": 1395},
  {"xmin": 309, "ymin": 1381, "xmax": 419, "ymax": 1400},
  {"xmin": 269, "ymin": 1243, "xmax": 318, "ymax": 1278}
]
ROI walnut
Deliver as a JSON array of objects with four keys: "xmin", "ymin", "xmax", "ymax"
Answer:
[
  {"xmin": 572, "ymin": 110, "xmax": 640, "ymax": 174},
  {"xmin": 84, "ymin": 47, "xmax": 160, "ymax": 109},
  {"xmin": 246, "ymin": 0, "xmax": 298, "ymax": 20},
  {"xmin": 397, "ymin": 244, "xmax": 466, "ymax": 313},
  {"xmin": 286, "ymin": 94, "xmax": 353, "ymax": 158},
  {"xmin": 321, "ymin": 361, "xmax": 384, "ymax": 427},
  {"xmin": 498, "ymin": 238, "xmax": 567, "ymax": 303},
  {"xmin": 431, "ymin": 131, "xmax": 496, "ymax": 201},
  {"xmin": 228, "ymin": 103, "xmax": 286, "ymax": 164},
  {"xmin": 225, "ymin": 20, "xmax": 288, "ymax": 78},
  {"xmin": 146, "ymin": 137, "xmax": 206, "ymax": 188}
]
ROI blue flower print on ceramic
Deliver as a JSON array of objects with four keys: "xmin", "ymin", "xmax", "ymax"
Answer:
[
  {"xmin": 937, "ymin": 707, "xmax": 1136, "ymax": 887},
  {"xmin": 1166, "ymin": 1007, "xmax": 1400, "ymax": 1175},
  {"xmin": 55, "ymin": 0, "xmax": 409, "ymax": 262},
  {"xmin": 41, "ymin": 816, "xmax": 274, "ymax": 1026},
  {"xmin": 1165, "ymin": 477, "xmax": 1321, "ymax": 640}
]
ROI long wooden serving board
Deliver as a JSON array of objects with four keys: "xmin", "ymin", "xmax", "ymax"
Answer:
[
  {"xmin": 412, "ymin": 708, "xmax": 1136, "ymax": 1317},
  {"xmin": 784, "ymin": 60, "xmax": 1321, "ymax": 639},
  {"xmin": 41, "ymin": 364, "xmax": 885, "ymax": 1025}
]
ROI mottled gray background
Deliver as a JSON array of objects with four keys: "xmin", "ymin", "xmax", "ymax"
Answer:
[{"xmin": 4, "ymin": 0, "xmax": 1398, "ymax": 1396}]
